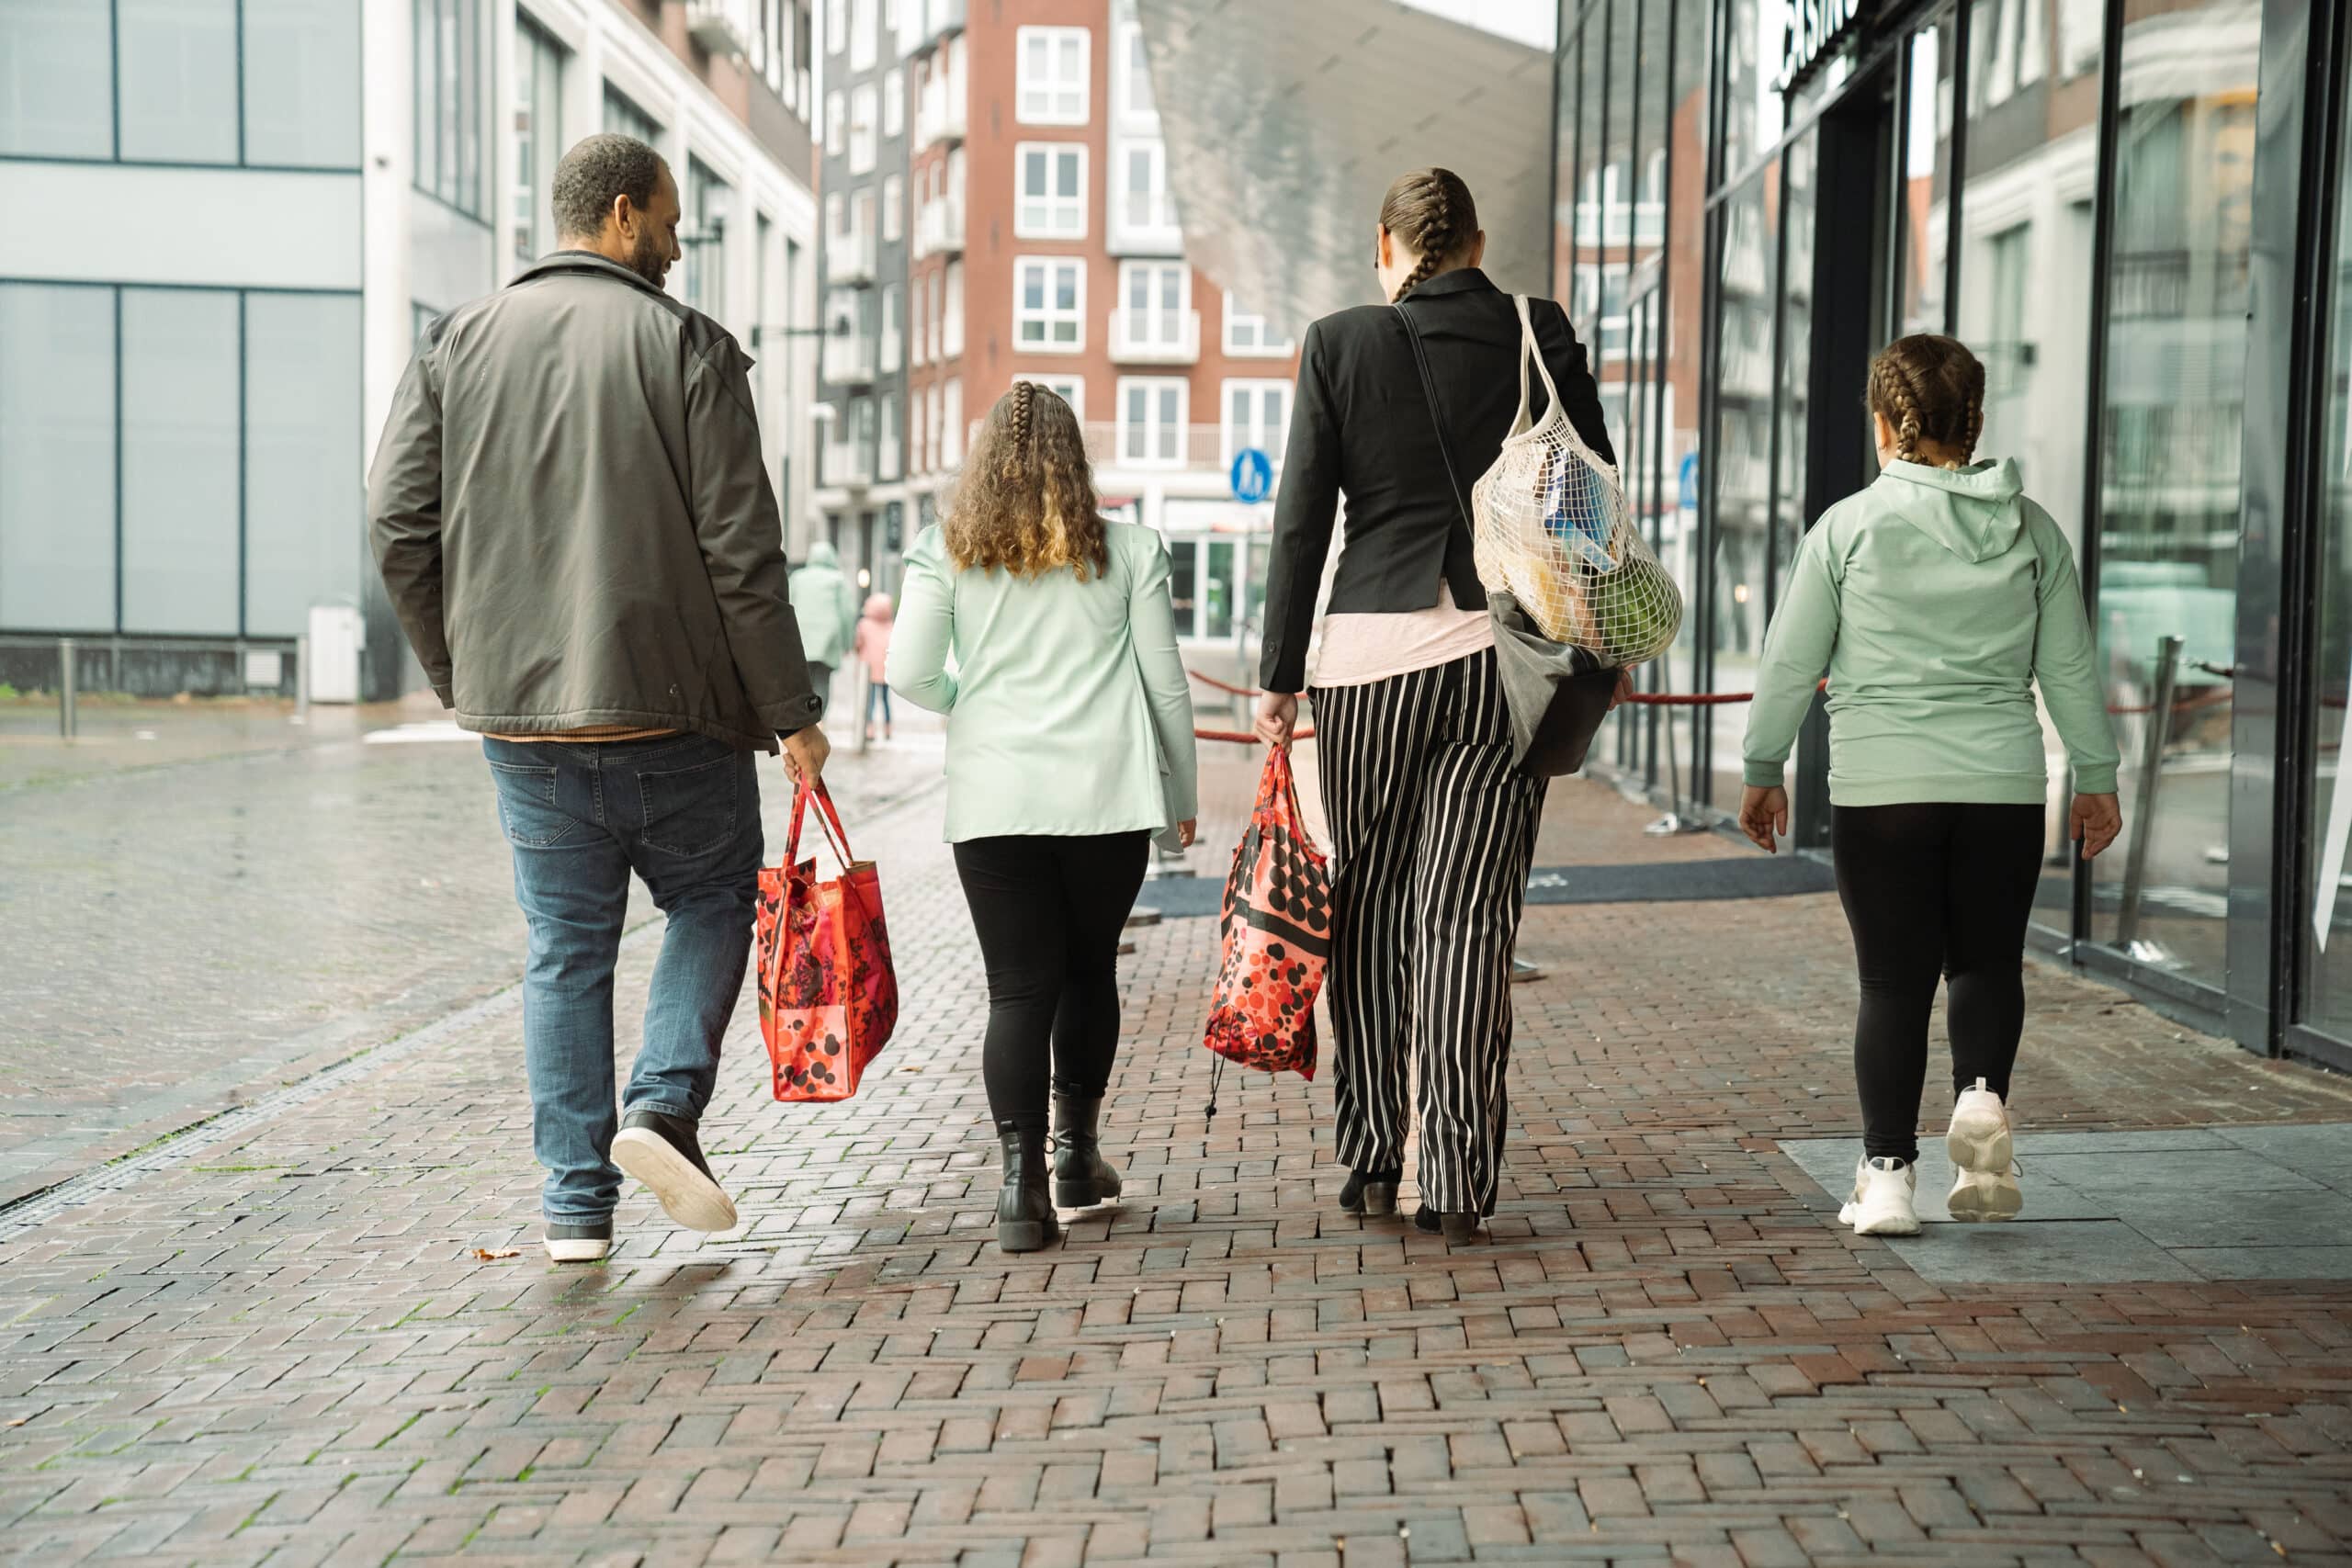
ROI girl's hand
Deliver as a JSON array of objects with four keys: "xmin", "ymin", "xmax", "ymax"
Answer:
[
  {"xmin": 1254, "ymin": 692, "xmax": 1298, "ymax": 748},
  {"xmin": 2071, "ymin": 792, "xmax": 2122, "ymax": 859},
  {"xmin": 1609, "ymin": 669, "xmax": 1635, "ymax": 712},
  {"xmin": 1177, "ymin": 818, "xmax": 1197, "ymax": 850},
  {"xmin": 1739, "ymin": 784, "xmax": 1789, "ymax": 854}
]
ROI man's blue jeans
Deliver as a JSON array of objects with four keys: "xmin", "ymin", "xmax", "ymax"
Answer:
[{"xmin": 482, "ymin": 734, "xmax": 763, "ymax": 1223}]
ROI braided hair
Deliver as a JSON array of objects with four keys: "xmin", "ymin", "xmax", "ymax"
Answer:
[
  {"xmin": 1380, "ymin": 168, "xmax": 1479, "ymax": 303},
  {"xmin": 946, "ymin": 382, "xmax": 1109, "ymax": 581},
  {"xmin": 1866, "ymin": 334, "xmax": 1986, "ymax": 465}
]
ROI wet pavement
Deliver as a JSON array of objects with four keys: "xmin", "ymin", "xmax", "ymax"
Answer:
[
  {"xmin": 0, "ymin": 698, "xmax": 956, "ymax": 1206},
  {"xmin": 6, "ymin": 721, "xmax": 2352, "ymax": 1565}
]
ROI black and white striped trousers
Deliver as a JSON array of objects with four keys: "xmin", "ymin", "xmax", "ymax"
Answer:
[{"xmin": 1309, "ymin": 649, "xmax": 1545, "ymax": 1216}]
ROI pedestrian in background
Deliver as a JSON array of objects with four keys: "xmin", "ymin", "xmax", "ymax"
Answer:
[
  {"xmin": 789, "ymin": 540, "xmax": 859, "ymax": 716},
  {"xmin": 368, "ymin": 134, "xmax": 830, "ymax": 1264},
  {"xmin": 1254, "ymin": 169, "xmax": 1618, "ymax": 1242},
  {"xmin": 889, "ymin": 383, "xmax": 1198, "ymax": 1254},
  {"xmin": 854, "ymin": 592, "xmax": 896, "ymax": 743},
  {"xmin": 1739, "ymin": 333, "xmax": 2122, "ymax": 1238}
]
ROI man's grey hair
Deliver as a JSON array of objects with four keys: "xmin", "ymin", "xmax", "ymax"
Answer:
[{"xmin": 551, "ymin": 134, "xmax": 665, "ymax": 241}]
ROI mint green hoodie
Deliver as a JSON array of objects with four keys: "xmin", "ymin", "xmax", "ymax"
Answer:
[{"xmin": 1742, "ymin": 458, "xmax": 2120, "ymax": 807}]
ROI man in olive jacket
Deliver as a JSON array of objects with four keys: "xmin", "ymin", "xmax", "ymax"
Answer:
[{"xmin": 368, "ymin": 134, "xmax": 828, "ymax": 1264}]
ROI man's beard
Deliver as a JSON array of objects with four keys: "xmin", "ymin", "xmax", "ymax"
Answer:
[{"xmin": 628, "ymin": 229, "xmax": 667, "ymax": 288}]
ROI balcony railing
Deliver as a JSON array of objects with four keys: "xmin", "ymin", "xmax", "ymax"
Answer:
[
  {"xmin": 916, "ymin": 0, "xmax": 967, "ymax": 49},
  {"xmin": 825, "ymin": 231, "xmax": 876, "ymax": 287},
  {"xmin": 913, "ymin": 199, "xmax": 965, "ymax": 259},
  {"xmin": 821, "ymin": 333, "xmax": 878, "ymax": 385},
  {"xmin": 823, "ymin": 441, "xmax": 875, "ymax": 489},
  {"xmin": 1108, "ymin": 308, "xmax": 1201, "ymax": 366},
  {"xmin": 915, "ymin": 93, "xmax": 967, "ymax": 147},
  {"xmin": 684, "ymin": 0, "xmax": 750, "ymax": 55}
]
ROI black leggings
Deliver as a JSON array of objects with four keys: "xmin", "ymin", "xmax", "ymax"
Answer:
[
  {"xmin": 1831, "ymin": 802, "xmax": 2046, "ymax": 1163},
  {"xmin": 952, "ymin": 832, "xmax": 1151, "ymax": 1134}
]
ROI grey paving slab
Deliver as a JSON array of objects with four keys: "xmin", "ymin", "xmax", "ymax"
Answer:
[
  {"xmin": 2172, "ymin": 1247, "xmax": 2352, "ymax": 1281},
  {"xmin": 1892, "ymin": 1220, "xmax": 2204, "ymax": 1283},
  {"xmin": 2102, "ymin": 1188, "xmax": 2352, "ymax": 1249},
  {"xmin": 2018, "ymin": 1128, "xmax": 2245, "ymax": 1154},
  {"xmin": 2211, "ymin": 1122, "xmax": 2352, "ymax": 1179},
  {"xmin": 2028, "ymin": 1148, "xmax": 2328, "ymax": 1197}
]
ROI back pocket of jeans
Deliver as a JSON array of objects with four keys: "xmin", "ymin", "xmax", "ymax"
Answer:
[
  {"xmin": 487, "ymin": 760, "xmax": 577, "ymax": 848},
  {"xmin": 639, "ymin": 750, "xmax": 740, "ymax": 858}
]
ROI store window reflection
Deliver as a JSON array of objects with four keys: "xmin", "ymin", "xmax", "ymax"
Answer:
[
  {"xmin": 2087, "ymin": 0, "xmax": 2260, "ymax": 987},
  {"xmin": 1710, "ymin": 163, "xmax": 1777, "ymax": 809},
  {"xmin": 1900, "ymin": 22, "xmax": 1954, "ymax": 336},
  {"xmin": 2301, "ymin": 57, "xmax": 2352, "ymax": 1033},
  {"xmin": 1951, "ymin": 0, "xmax": 2106, "ymax": 932}
]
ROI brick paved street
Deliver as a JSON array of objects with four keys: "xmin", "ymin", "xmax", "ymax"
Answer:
[{"xmin": 6, "ymin": 751, "xmax": 2352, "ymax": 1565}]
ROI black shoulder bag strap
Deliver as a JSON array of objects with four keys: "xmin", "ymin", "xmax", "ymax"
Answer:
[{"xmin": 1392, "ymin": 299, "xmax": 1481, "ymax": 596}]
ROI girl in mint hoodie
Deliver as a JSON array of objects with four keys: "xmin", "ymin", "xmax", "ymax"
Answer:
[{"xmin": 1739, "ymin": 334, "xmax": 2122, "ymax": 1238}]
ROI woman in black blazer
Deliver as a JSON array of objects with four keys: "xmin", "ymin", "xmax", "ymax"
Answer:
[{"xmin": 1252, "ymin": 168, "xmax": 1618, "ymax": 1242}]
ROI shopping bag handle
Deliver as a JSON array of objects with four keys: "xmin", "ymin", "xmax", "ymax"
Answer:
[{"xmin": 786, "ymin": 778, "xmax": 857, "ymax": 871}]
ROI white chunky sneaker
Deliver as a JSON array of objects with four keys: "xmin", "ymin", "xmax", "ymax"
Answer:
[
  {"xmin": 1838, "ymin": 1156, "xmax": 1921, "ymax": 1235},
  {"xmin": 1945, "ymin": 1078, "xmax": 2023, "ymax": 1220}
]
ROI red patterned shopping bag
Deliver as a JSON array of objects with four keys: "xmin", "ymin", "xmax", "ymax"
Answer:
[
  {"xmin": 756, "ymin": 781, "xmax": 898, "ymax": 1101},
  {"xmin": 1202, "ymin": 745, "xmax": 1331, "ymax": 1094}
]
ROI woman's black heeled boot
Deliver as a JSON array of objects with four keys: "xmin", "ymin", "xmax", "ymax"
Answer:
[
  {"xmin": 996, "ymin": 1122, "xmax": 1059, "ymax": 1253},
  {"xmin": 1051, "ymin": 1093, "xmax": 1122, "ymax": 1209}
]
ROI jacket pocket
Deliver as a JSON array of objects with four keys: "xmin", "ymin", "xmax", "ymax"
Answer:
[
  {"xmin": 486, "ymin": 760, "xmax": 580, "ymax": 848},
  {"xmin": 639, "ymin": 748, "xmax": 741, "ymax": 858}
]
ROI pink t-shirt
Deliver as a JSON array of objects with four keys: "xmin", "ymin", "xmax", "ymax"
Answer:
[{"xmin": 1309, "ymin": 581, "xmax": 1494, "ymax": 688}]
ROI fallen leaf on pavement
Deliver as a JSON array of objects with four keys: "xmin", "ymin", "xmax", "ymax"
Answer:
[{"xmin": 472, "ymin": 1247, "xmax": 521, "ymax": 1261}]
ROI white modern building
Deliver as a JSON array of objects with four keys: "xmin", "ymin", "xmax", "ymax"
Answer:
[{"xmin": 0, "ymin": 0, "xmax": 820, "ymax": 701}]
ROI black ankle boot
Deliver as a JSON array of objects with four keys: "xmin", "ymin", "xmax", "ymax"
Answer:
[
  {"xmin": 995, "ymin": 1122, "xmax": 1059, "ymax": 1253},
  {"xmin": 1050, "ymin": 1093, "xmax": 1122, "ymax": 1209},
  {"xmin": 1339, "ymin": 1168, "xmax": 1401, "ymax": 1216}
]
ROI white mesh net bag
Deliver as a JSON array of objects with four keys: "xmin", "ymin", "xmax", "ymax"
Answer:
[{"xmin": 1469, "ymin": 296, "xmax": 1682, "ymax": 666}]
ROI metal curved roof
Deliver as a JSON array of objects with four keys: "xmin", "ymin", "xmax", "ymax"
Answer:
[{"xmin": 1136, "ymin": 0, "xmax": 1555, "ymax": 340}]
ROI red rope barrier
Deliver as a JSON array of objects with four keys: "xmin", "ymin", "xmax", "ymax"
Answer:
[
  {"xmin": 1194, "ymin": 728, "xmax": 1315, "ymax": 743},
  {"xmin": 1186, "ymin": 669, "xmax": 1261, "ymax": 698}
]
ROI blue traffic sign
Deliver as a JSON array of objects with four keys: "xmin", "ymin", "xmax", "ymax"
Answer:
[
  {"xmin": 1679, "ymin": 451, "xmax": 1700, "ymax": 511},
  {"xmin": 1230, "ymin": 447, "xmax": 1273, "ymax": 504}
]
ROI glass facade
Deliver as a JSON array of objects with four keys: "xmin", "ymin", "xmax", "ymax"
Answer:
[
  {"xmin": 0, "ymin": 282, "xmax": 361, "ymax": 639},
  {"xmin": 514, "ymin": 17, "xmax": 566, "ymax": 272},
  {"xmin": 1551, "ymin": 0, "xmax": 2352, "ymax": 1069},
  {"xmin": 0, "ymin": 0, "xmax": 359, "ymax": 166},
  {"xmin": 415, "ymin": 0, "xmax": 489, "ymax": 217}
]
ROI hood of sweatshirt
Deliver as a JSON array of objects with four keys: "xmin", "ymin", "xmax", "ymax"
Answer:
[
  {"xmin": 804, "ymin": 540, "xmax": 842, "ymax": 570},
  {"xmin": 1875, "ymin": 457, "xmax": 2025, "ymax": 564}
]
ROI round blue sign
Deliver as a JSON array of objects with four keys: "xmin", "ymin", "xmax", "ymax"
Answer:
[{"xmin": 1230, "ymin": 447, "xmax": 1273, "ymax": 504}]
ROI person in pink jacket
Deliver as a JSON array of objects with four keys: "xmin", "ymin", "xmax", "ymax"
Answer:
[{"xmin": 854, "ymin": 593, "xmax": 895, "ymax": 743}]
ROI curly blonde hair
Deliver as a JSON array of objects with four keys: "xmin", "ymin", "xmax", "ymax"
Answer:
[{"xmin": 944, "ymin": 382, "xmax": 1108, "ymax": 580}]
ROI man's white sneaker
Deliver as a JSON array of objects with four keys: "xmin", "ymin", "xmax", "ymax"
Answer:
[
  {"xmin": 1838, "ymin": 1156, "xmax": 1921, "ymax": 1236},
  {"xmin": 1945, "ymin": 1077, "xmax": 2014, "ymax": 1175}
]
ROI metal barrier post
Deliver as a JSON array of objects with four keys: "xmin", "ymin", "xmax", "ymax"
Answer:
[
  {"xmin": 2115, "ymin": 634, "xmax": 2183, "ymax": 951},
  {"xmin": 58, "ymin": 637, "xmax": 76, "ymax": 740},
  {"xmin": 294, "ymin": 632, "xmax": 311, "ymax": 723},
  {"xmin": 853, "ymin": 660, "xmax": 870, "ymax": 755}
]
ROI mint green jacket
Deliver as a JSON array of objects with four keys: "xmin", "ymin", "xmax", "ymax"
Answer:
[
  {"xmin": 887, "ymin": 522, "xmax": 1200, "ymax": 844},
  {"xmin": 1743, "ymin": 458, "xmax": 2121, "ymax": 808}
]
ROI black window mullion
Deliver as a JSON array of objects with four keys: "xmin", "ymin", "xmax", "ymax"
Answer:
[
  {"xmin": 236, "ymin": 291, "xmax": 247, "ymax": 637},
  {"xmin": 1944, "ymin": 0, "xmax": 1973, "ymax": 335}
]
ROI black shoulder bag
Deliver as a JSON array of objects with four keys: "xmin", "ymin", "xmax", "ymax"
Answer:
[{"xmin": 1394, "ymin": 299, "xmax": 1620, "ymax": 777}]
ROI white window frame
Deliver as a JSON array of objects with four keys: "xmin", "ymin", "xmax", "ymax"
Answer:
[
  {"xmin": 850, "ymin": 0, "xmax": 877, "ymax": 71},
  {"xmin": 1015, "ymin": 375, "xmax": 1084, "ymax": 423},
  {"xmin": 881, "ymin": 174, "xmax": 903, "ymax": 242},
  {"xmin": 1013, "ymin": 256, "xmax": 1086, "ymax": 354},
  {"xmin": 826, "ymin": 0, "xmax": 846, "ymax": 57},
  {"xmin": 943, "ymin": 261, "xmax": 965, "ymax": 358},
  {"xmin": 1119, "ymin": 260, "xmax": 1189, "ymax": 350},
  {"xmin": 825, "ymin": 90, "xmax": 845, "ymax": 152},
  {"xmin": 1119, "ymin": 139, "xmax": 1175, "ymax": 235},
  {"xmin": 881, "ymin": 284, "xmax": 902, "ymax": 371},
  {"xmin": 1015, "ymin": 26, "xmax": 1090, "ymax": 126},
  {"xmin": 1117, "ymin": 21, "xmax": 1155, "ymax": 122},
  {"xmin": 824, "ymin": 191, "xmax": 844, "ymax": 240},
  {"xmin": 1221, "ymin": 378, "xmax": 1290, "ymax": 468},
  {"xmin": 1014, "ymin": 142, "xmax": 1088, "ymax": 239},
  {"xmin": 882, "ymin": 68, "xmax": 904, "ymax": 137},
  {"xmin": 849, "ymin": 85, "xmax": 877, "ymax": 174},
  {"xmin": 928, "ymin": 269, "xmax": 944, "ymax": 360},
  {"xmin": 1221, "ymin": 291, "xmax": 1295, "ymax": 356},
  {"xmin": 1116, "ymin": 377, "xmax": 1189, "ymax": 468},
  {"xmin": 910, "ymin": 386, "xmax": 926, "ymax": 470},
  {"xmin": 943, "ymin": 378, "xmax": 963, "ymax": 468}
]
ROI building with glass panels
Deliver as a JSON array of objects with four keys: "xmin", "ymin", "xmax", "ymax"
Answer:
[
  {"xmin": 0, "ymin": 0, "xmax": 818, "ymax": 701},
  {"xmin": 1553, "ymin": 0, "xmax": 2352, "ymax": 1070}
]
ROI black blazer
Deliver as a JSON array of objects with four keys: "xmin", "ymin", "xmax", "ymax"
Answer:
[{"xmin": 1258, "ymin": 267, "xmax": 1616, "ymax": 694}]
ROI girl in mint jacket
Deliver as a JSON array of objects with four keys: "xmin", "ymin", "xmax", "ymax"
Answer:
[{"xmin": 1739, "ymin": 334, "xmax": 2122, "ymax": 1239}]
